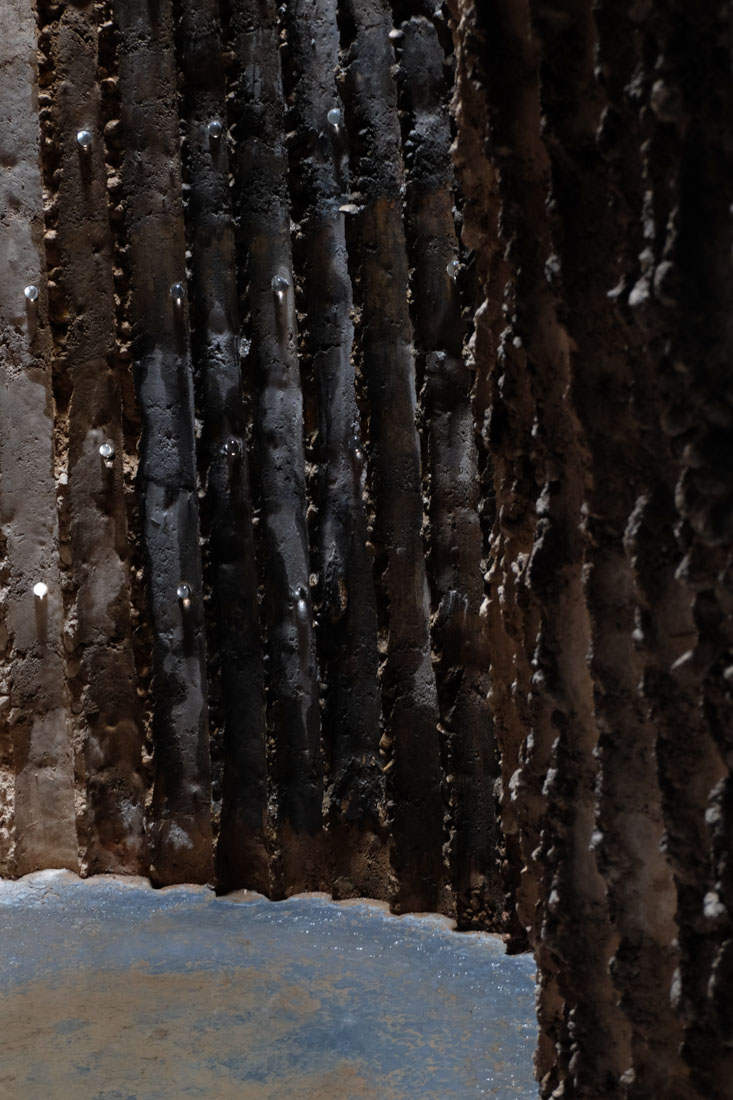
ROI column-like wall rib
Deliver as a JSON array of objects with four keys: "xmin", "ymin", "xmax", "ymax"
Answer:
[
  {"xmin": 228, "ymin": 0, "xmax": 323, "ymax": 895},
  {"xmin": 284, "ymin": 0, "xmax": 388, "ymax": 899},
  {"xmin": 114, "ymin": 0, "xmax": 213, "ymax": 884},
  {"xmin": 528, "ymin": 3, "xmax": 690, "ymax": 1095},
  {"xmin": 398, "ymin": 13, "xmax": 503, "ymax": 931},
  {"xmin": 44, "ymin": 2, "xmax": 147, "ymax": 877},
  {"xmin": 0, "ymin": 0, "xmax": 78, "ymax": 876},
  {"xmin": 340, "ymin": 0, "xmax": 445, "ymax": 913},
  {"xmin": 176, "ymin": 0, "xmax": 270, "ymax": 895}
]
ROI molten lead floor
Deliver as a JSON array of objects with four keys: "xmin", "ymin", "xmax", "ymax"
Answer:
[{"xmin": 0, "ymin": 871, "xmax": 537, "ymax": 1099}]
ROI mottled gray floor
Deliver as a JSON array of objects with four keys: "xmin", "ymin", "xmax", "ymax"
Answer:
[{"xmin": 0, "ymin": 871, "xmax": 537, "ymax": 1099}]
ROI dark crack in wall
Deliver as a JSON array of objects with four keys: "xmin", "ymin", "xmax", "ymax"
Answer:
[{"xmin": 0, "ymin": 1, "xmax": 731, "ymax": 1096}]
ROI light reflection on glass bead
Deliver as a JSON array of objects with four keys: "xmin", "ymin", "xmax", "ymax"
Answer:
[
  {"xmin": 170, "ymin": 282, "xmax": 185, "ymax": 304},
  {"xmin": 350, "ymin": 435, "xmax": 365, "ymax": 465},
  {"xmin": 271, "ymin": 275, "xmax": 290, "ymax": 302},
  {"xmin": 295, "ymin": 585, "xmax": 308, "ymax": 618},
  {"xmin": 208, "ymin": 119, "xmax": 223, "ymax": 140},
  {"xmin": 76, "ymin": 129, "xmax": 92, "ymax": 150},
  {"xmin": 33, "ymin": 582, "xmax": 48, "ymax": 599},
  {"xmin": 446, "ymin": 259, "xmax": 460, "ymax": 281},
  {"xmin": 24, "ymin": 284, "xmax": 39, "ymax": 302},
  {"xmin": 176, "ymin": 582, "xmax": 192, "ymax": 609},
  {"xmin": 99, "ymin": 441, "xmax": 115, "ymax": 464},
  {"xmin": 223, "ymin": 437, "xmax": 242, "ymax": 459},
  {"xmin": 327, "ymin": 107, "xmax": 342, "ymax": 131}
]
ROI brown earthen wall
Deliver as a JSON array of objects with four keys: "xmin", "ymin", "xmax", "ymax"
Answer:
[{"xmin": 448, "ymin": 1, "xmax": 733, "ymax": 1096}]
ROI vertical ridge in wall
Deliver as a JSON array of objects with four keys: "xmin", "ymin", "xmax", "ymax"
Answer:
[
  {"xmin": 43, "ymin": 2, "xmax": 147, "ymax": 877},
  {"xmin": 449, "ymin": 0, "xmax": 633, "ymax": 1093},
  {"xmin": 457, "ymin": 3, "xmax": 572, "ymax": 1081},
  {"xmin": 0, "ymin": 0, "xmax": 78, "ymax": 876},
  {"xmin": 445, "ymin": 0, "xmax": 531, "ymax": 954},
  {"xmin": 114, "ymin": 0, "xmax": 213, "ymax": 885},
  {"xmin": 96, "ymin": 6, "xmax": 156, "ymax": 816},
  {"xmin": 339, "ymin": 0, "xmax": 444, "ymax": 913},
  {"xmin": 176, "ymin": 0, "xmax": 270, "ymax": 896},
  {"xmin": 493, "ymin": 4, "xmax": 631, "ymax": 1091},
  {"xmin": 0, "ymin": 509, "xmax": 10, "ymax": 875},
  {"xmin": 283, "ymin": 0, "xmax": 388, "ymax": 901},
  {"xmin": 637, "ymin": 4, "xmax": 733, "ymax": 1094},
  {"xmin": 228, "ymin": 0, "xmax": 323, "ymax": 895},
  {"xmin": 528, "ymin": 2, "xmax": 693, "ymax": 1095},
  {"xmin": 397, "ymin": 14, "xmax": 504, "ymax": 931},
  {"xmin": 36, "ymin": 2, "xmax": 88, "ymax": 867}
]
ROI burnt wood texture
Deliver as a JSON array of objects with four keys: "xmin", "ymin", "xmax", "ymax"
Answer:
[{"xmin": 0, "ymin": 1, "xmax": 731, "ymax": 1096}]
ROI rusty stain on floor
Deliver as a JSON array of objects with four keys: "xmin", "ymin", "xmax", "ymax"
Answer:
[{"xmin": 0, "ymin": 871, "xmax": 537, "ymax": 1098}]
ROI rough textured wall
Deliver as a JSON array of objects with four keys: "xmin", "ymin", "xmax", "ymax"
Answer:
[
  {"xmin": 448, "ymin": 0, "xmax": 733, "ymax": 1097},
  {"xmin": 0, "ymin": 0, "xmax": 505, "ymax": 932},
  {"xmin": 1, "ymin": 0, "xmax": 732, "ymax": 1097}
]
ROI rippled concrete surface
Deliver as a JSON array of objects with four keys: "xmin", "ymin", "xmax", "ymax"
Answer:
[{"xmin": 0, "ymin": 871, "xmax": 537, "ymax": 1099}]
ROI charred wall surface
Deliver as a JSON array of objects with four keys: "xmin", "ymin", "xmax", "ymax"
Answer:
[
  {"xmin": 0, "ymin": 0, "xmax": 732, "ymax": 1097},
  {"xmin": 0, "ymin": 0, "xmax": 505, "ymax": 928}
]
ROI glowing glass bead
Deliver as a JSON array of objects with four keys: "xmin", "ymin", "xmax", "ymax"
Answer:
[
  {"xmin": 271, "ymin": 275, "xmax": 290, "ymax": 302},
  {"xmin": 295, "ymin": 585, "xmax": 308, "ymax": 618},
  {"xmin": 223, "ymin": 437, "xmax": 242, "ymax": 459},
  {"xmin": 24, "ymin": 284, "xmax": 39, "ymax": 302}
]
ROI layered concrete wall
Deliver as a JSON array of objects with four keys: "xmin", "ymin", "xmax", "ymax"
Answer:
[{"xmin": 0, "ymin": 1, "xmax": 731, "ymax": 1096}]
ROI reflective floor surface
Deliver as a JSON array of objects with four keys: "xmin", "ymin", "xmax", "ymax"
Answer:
[{"xmin": 0, "ymin": 870, "xmax": 537, "ymax": 1099}]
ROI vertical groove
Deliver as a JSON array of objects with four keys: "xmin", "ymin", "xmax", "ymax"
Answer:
[
  {"xmin": 113, "ymin": 0, "xmax": 213, "ymax": 884},
  {"xmin": 283, "ymin": 0, "xmax": 388, "ymax": 900},
  {"xmin": 228, "ymin": 0, "xmax": 323, "ymax": 894},
  {"xmin": 0, "ymin": 0, "xmax": 79, "ymax": 875},
  {"xmin": 176, "ymin": 0, "xmax": 270, "ymax": 895},
  {"xmin": 339, "ymin": 0, "xmax": 444, "ymax": 912}
]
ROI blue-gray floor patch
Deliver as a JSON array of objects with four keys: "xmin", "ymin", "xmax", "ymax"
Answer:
[{"xmin": 0, "ymin": 871, "xmax": 538, "ymax": 1099}]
